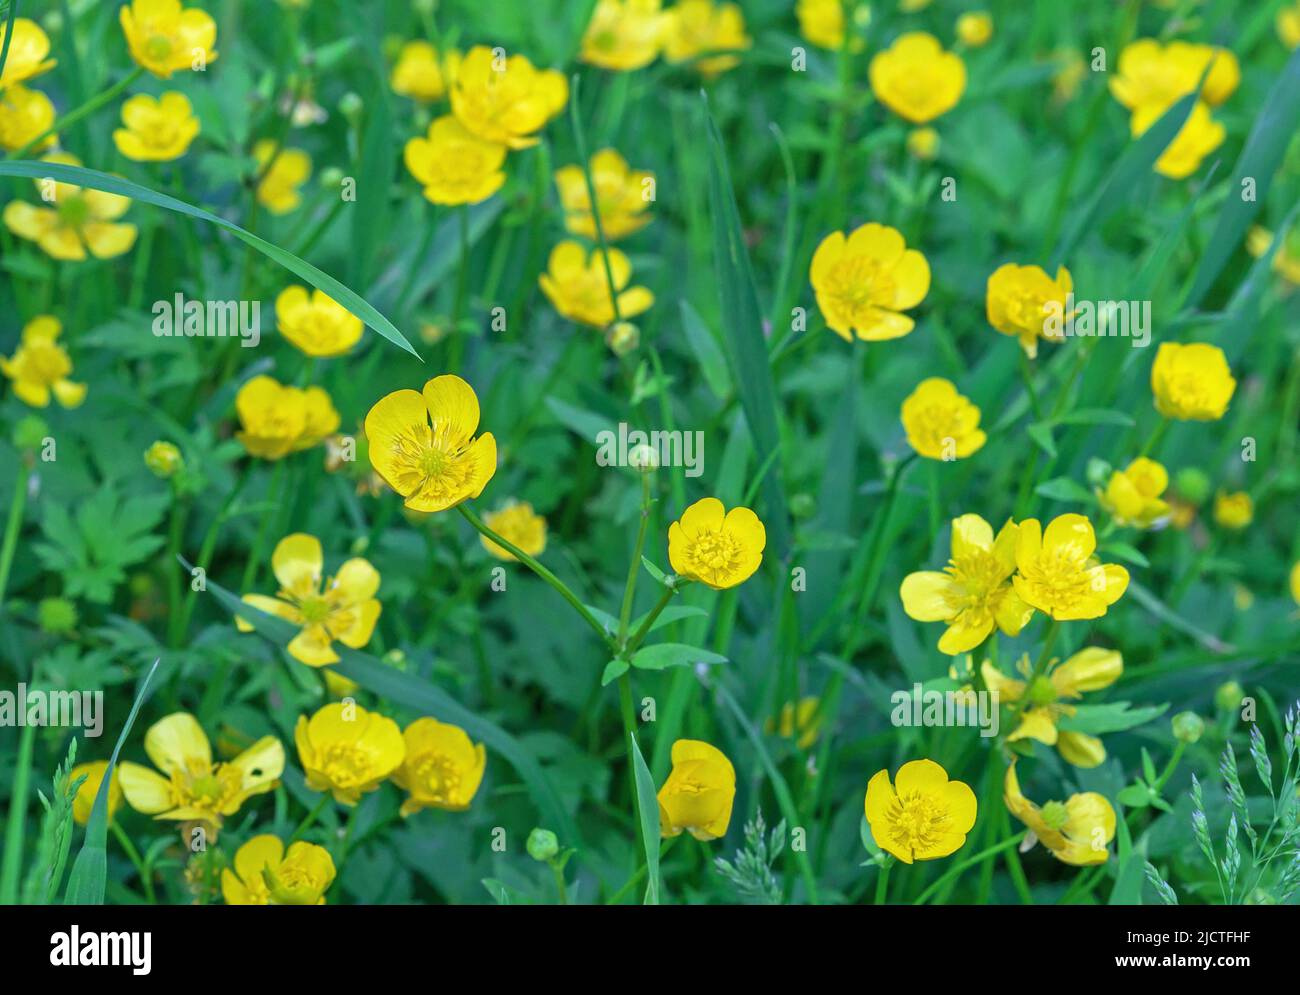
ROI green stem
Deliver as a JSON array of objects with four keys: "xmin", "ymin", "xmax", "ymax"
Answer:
[
  {"xmin": 874, "ymin": 858, "xmax": 892, "ymax": 905},
  {"xmin": 617, "ymin": 473, "xmax": 654, "ymax": 644},
  {"xmin": 0, "ymin": 463, "xmax": 29, "ymax": 606},
  {"xmin": 568, "ymin": 74, "xmax": 623, "ymax": 325},
  {"xmin": 289, "ymin": 794, "xmax": 331, "ymax": 844},
  {"xmin": 624, "ymin": 582, "xmax": 680, "ymax": 657},
  {"xmin": 9, "ymin": 66, "xmax": 145, "ymax": 160},
  {"xmin": 240, "ymin": 460, "xmax": 287, "ymax": 593},
  {"xmin": 110, "ymin": 821, "xmax": 155, "ymax": 903},
  {"xmin": 0, "ymin": 722, "xmax": 35, "ymax": 903},
  {"xmin": 912, "ymin": 831, "xmax": 1029, "ymax": 905}
]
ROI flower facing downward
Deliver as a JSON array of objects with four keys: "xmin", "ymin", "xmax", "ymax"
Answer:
[
  {"xmin": 1004, "ymin": 761, "xmax": 1116, "ymax": 865},
  {"xmin": 662, "ymin": 0, "xmax": 751, "ymax": 77},
  {"xmin": 985, "ymin": 262, "xmax": 1072, "ymax": 358},
  {"xmin": 1013, "ymin": 514, "xmax": 1129, "ymax": 620},
  {"xmin": 668, "ymin": 497, "xmax": 765, "ymax": 590},
  {"xmin": 0, "ymin": 85, "xmax": 57, "ymax": 152},
  {"xmin": 900, "ymin": 514, "xmax": 1033, "ymax": 654},
  {"xmin": 391, "ymin": 718, "xmax": 487, "ymax": 816},
  {"xmin": 0, "ymin": 18, "xmax": 57, "ymax": 87},
  {"xmin": 237, "ymin": 533, "xmax": 382, "ymax": 666},
  {"xmin": 253, "ymin": 140, "xmax": 311, "ymax": 214},
  {"xmin": 1213, "ymin": 490, "xmax": 1253, "ymax": 530},
  {"xmin": 235, "ymin": 375, "xmax": 340, "ymax": 459},
  {"xmin": 539, "ymin": 241, "xmax": 654, "ymax": 328},
  {"xmin": 864, "ymin": 759, "xmax": 976, "ymax": 863},
  {"xmin": 222, "ymin": 835, "xmax": 336, "ymax": 905},
  {"xmin": 810, "ymin": 223, "xmax": 930, "ymax": 341},
  {"xmin": 657, "ymin": 739, "xmax": 735, "ymax": 840},
  {"xmin": 1150, "ymin": 342, "xmax": 1236, "ymax": 420},
  {"xmin": 480, "ymin": 501, "xmax": 547, "ymax": 561},
  {"xmin": 868, "ymin": 32, "xmax": 966, "ymax": 124},
  {"xmin": 364, "ymin": 374, "xmax": 498, "ymax": 513},
  {"xmin": 404, "ymin": 115, "xmax": 507, "ymax": 206},
  {"xmin": 3, "ymin": 152, "xmax": 137, "ymax": 261},
  {"xmin": 1131, "ymin": 100, "xmax": 1224, "ymax": 180},
  {"xmin": 276, "ymin": 286, "xmax": 364, "ymax": 357},
  {"xmin": 113, "ymin": 92, "xmax": 200, "ymax": 161},
  {"xmin": 118, "ymin": 712, "xmax": 284, "ymax": 825},
  {"xmin": 1097, "ymin": 457, "xmax": 1171, "ymax": 529},
  {"xmin": 1, "ymin": 316, "xmax": 87, "ymax": 409},
  {"xmin": 554, "ymin": 149, "xmax": 654, "ymax": 241},
  {"xmin": 295, "ymin": 703, "xmax": 405, "ymax": 806},
  {"xmin": 120, "ymin": 0, "xmax": 219, "ymax": 78},
  {"xmin": 900, "ymin": 377, "xmax": 987, "ymax": 461},
  {"xmin": 70, "ymin": 761, "xmax": 123, "ymax": 826},
  {"xmin": 390, "ymin": 41, "xmax": 459, "ymax": 101},
  {"xmin": 581, "ymin": 0, "xmax": 666, "ymax": 71},
  {"xmin": 450, "ymin": 45, "xmax": 568, "ymax": 150}
]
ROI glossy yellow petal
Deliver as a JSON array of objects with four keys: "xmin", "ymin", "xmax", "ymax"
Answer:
[{"xmin": 144, "ymin": 712, "xmax": 211, "ymax": 775}]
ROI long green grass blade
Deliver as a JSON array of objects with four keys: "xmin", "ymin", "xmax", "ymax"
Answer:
[{"xmin": 627, "ymin": 732, "xmax": 662, "ymax": 905}]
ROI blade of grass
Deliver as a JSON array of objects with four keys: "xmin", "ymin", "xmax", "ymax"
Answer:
[{"xmin": 628, "ymin": 732, "xmax": 662, "ymax": 905}]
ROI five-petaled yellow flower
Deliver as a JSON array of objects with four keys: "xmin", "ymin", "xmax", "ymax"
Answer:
[
  {"xmin": 234, "ymin": 375, "xmax": 340, "ymax": 459},
  {"xmin": 900, "ymin": 514, "xmax": 1033, "ymax": 655},
  {"xmin": 554, "ymin": 149, "xmax": 654, "ymax": 241},
  {"xmin": 865, "ymin": 759, "xmax": 976, "ymax": 864},
  {"xmin": 1109, "ymin": 39, "xmax": 1239, "ymax": 113},
  {"xmin": 113, "ymin": 92, "xmax": 200, "ymax": 161},
  {"xmin": 450, "ymin": 45, "xmax": 568, "ymax": 150},
  {"xmin": 222, "ymin": 835, "xmax": 336, "ymax": 905},
  {"xmin": 480, "ymin": 501, "xmax": 547, "ymax": 561},
  {"xmin": 364, "ymin": 374, "xmax": 498, "ymax": 513},
  {"xmin": 658, "ymin": 739, "xmax": 735, "ymax": 840},
  {"xmin": 392, "ymin": 718, "xmax": 487, "ymax": 816},
  {"xmin": 1150, "ymin": 342, "xmax": 1236, "ymax": 421},
  {"xmin": 404, "ymin": 114, "xmax": 507, "ymax": 206},
  {"xmin": 662, "ymin": 0, "xmax": 751, "ymax": 77},
  {"xmin": 1213, "ymin": 490, "xmax": 1253, "ymax": 530},
  {"xmin": 581, "ymin": 0, "xmax": 666, "ymax": 71},
  {"xmin": 119, "ymin": 712, "xmax": 284, "ymax": 825},
  {"xmin": 668, "ymin": 497, "xmax": 765, "ymax": 590},
  {"xmin": 810, "ymin": 222, "xmax": 930, "ymax": 341},
  {"xmin": 390, "ymin": 41, "xmax": 459, "ymax": 101},
  {"xmin": 1004, "ymin": 761, "xmax": 1115, "ymax": 865},
  {"xmin": 276, "ymin": 285, "xmax": 364, "ymax": 357},
  {"xmin": 985, "ymin": 262, "xmax": 1072, "ymax": 358},
  {"xmin": 956, "ymin": 12, "xmax": 993, "ymax": 48},
  {"xmin": 70, "ymin": 761, "xmax": 123, "ymax": 826},
  {"xmin": 120, "ymin": 0, "xmax": 219, "ymax": 78},
  {"xmin": 1098, "ymin": 457, "xmax": 1171, "ymax": 529},
  {"xmin": 0, "ymin": 84, "xmax": 57, "ymax": 151},
  {"xmin": 295, "ymin": 702, "xmax": 405, "ymax": 805},
  {"xmin": 983, "ymin": 648, "xmax": 1122, "ymax": 768},
  {"xmin": 869, "ymin": 32, "xmax": 966, "ymax": 124},
  {"xmin": 539, "ymin": 241, "xmax": 654, "ymax": 328},
  {"xmin": 237, "ymin": 533, "xmax": 382, "ymax": 666},
  {"xmin": 253, "ymin": 140, "xmax": 311, "ymax": 214},
  {"xmin": 900, "ymin": 377, "xmax": 987, "ymax": 461},
  {"xmin": 3, "ymin": 152, "xmax": 137, "ymax": 261},
  {"xmin": 1, "ymin": 316, "xmax": 87, "ymax": 409},
  {"xmin": 1132, "ymin": 100, "xmax": 1224, "ymax": 180},
  {"xmin": 0, "ymin": 18, "xmax": 56, "ymax": 87},
  {"xmin": 1013, "ymin": 514, "xmax": 1129, "ymax": 620}
]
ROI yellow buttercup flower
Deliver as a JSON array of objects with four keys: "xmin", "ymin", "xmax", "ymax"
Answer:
[
  {"xmin": 118, "ymin": 712, "xmax": 284, "ymax": 824},
  {"xmin": 1150, "ymin": 342, "xmax": 1236, "ymax": 421},
  {"xmin": 449, "ymin": 45, "xmax": 568, "ymax": 150},
  {"xmin": 237, "ymin": 533, "xmax": 382, "ymax": 666},
  {"xmin": 1109, "ymin": 39, "xmax": 1238, "ymax": 113},
  {"xmin": 900, "ymin": 377, "xmax": 987, "ymax": 461},
  {"xmin": 1131, "ymin": 100, "xmax": 1223, "ymax": 180},
  {"xmin": 1281, "ymin": 3, "xmax": 1300, "ymax": 48},
  {"xmin": 364, "ymin": 374, "xmax": 498, "ymax": 513},
  {"xmin": 70, "ymin": 761, "xmax": 124, "ymax": 826},
  {"xmin": 539, "ymin": 241, "xmax": 654, "ymax": 328},
  {"xmin": 797, "ymin": 0, "xmax": 863, "ymax": 51},
  {"xmin": 581, "ymin": 0, "xmax": 666, "ymax": 71},
  {"xmin": 1004, "ymin": 761, "xmax": 1115, "ymax": 865},
  {"xmin": 662, "ymin": 0, "xmax": 751, "ymax": 77},
  {"xmin": 900, "ymin": 514, "xmax": 1033, "ymax": 655},
  {"xmin": 404, "ymin": 114, "xmax": 507, "ymax": 207},
  {"xmin": 1246, "ymin": 225, "xmax": 1300, "ymax": 285},
  {"xmin": 864, "ymin": 759, "xmax": 976, "ymax": 864},
  {"xmin": 770, "ymin": 697, "xmax": 823, "ymax": 750},
  {"xmin": 668, "ymin": 497, "xmax": 765, "ymax": 590},
  {"xmin": 1013, "ymin": 514, "xmax": 1129, "ymax": 621},
  {"xmin": 391, "ymin": 718, "xmax": 487, "ymax": 816},
  {"xmin": 112, "ymin": 92, "xmax": 200, "ymax": 161},
  {"xmin": 810, "ymin": 222, "xmax": 930, "ymax": 341},
  {"xmin": 234, "ymin": 375, "xmax": 340, "ymax": 459},
  {"xmin": 119, "ymin": 0, "xmax": 219, "ymax": 78},
  {"xmin": 3, "ymin": 152, "xmax": 137, "ymax": 261},
  {"xmin": 985, "ymin": 262, "xmax": 1072, "ymax": 358},
  {"xmin": 906, "ymin": 126, "xmax": 939, "ymax": 160},
  {"xmin": 480, "ymin": 501, "xmax": 547, "ymax": 561},
  {"xmin": 554, "ymin": 148, "xmax": 654, "ymax": 241},
  {"xmin": 658, "ymin": 739, "xmax": 735, "ymax": 840},
  {"xmin": 1097, "ymin": 457, "xmax": 1171, "ymax": 529},
  {"xmin": 1, "ymin": 316, "xmax": 87, "ymax": 409},
  {"xmin": 295, "ymin": 702, "xmax": 405, "ymax": 805},
  {"xmin": 253, "ymin": 140, "xmax": 311, "ymax": 214},
  {"xmin": 390, "ymin": 41, "xmax": 459, "ymax": 101},
  {"xmin": 275, "ymin": 285, "xmax": 364, "ymax": 357},
  {"xmin": 983, "ymin": 648, "xmax": 1122, "ymax": 768},
  {"xmin": 0, "ymin": 84, "xmax": 56, "ymax": 152},
  {"xmin": 956, "ymin": 12, "xmax": 993, "ymax": 48},
  {"xmin": 1213, "ymin": 490, "xmax": 1253, "ymax": 530},
  {"xmin": 144, "ymin": 440, "xmax": 183, "ymax": 478},
  {"xmin": 868, "ymin": 32, "xmax": 966, "ymax": 124},
  {"xmin": 0, "ymin": 18, "xmax": 57, "ymax": 87},
  {"xmin": 222, "ymin": 835, "xmax": 336, "ymax": 905}
]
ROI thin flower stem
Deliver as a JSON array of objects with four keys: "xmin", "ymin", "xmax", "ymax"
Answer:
[
  {"xmin": 912, "ymin": 831, "xmax": 1029, "ymax": 905},
  {"xmin": 0, "ymin": 464, "xmax": 30, "ymax": 607},
  {"xmin": 568, "ymin": 74, "xmax": 623, "ymax": 324},
  {"xmin": 617, "ymin": 473, "xmax": 654, "ymax": 644},
  {"xmin": 289, "ymin": 793, "xmax": 331, "ymax": 844},
  {"xmin": 624, "ymin": 582, "xmax": 681, "ymax": 657},
  {"xmin": 9, "ymin": 66, "xmax": 145, "ymax": 160},
  {"xmin": 110, "ymin": 821, "xmax": 155, "ymax": 903},
  {"xmin": 874, "ymin": 858, "xmax": 892, "ymax": 904},
  {"xmin": 240, "ymin": 460, "xmax": 287, "ymax": 594}
]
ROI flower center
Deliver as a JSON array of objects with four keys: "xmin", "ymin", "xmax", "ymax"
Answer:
[
  {"xmin": 413, "ymin": 752, "xmax": 461, "ymax": 801},
  {"xmin": 57, "ymin": 194, "xmax": 89, "ymax": 228},
  {"xmin": 1041, "ymin": 800, "xmax": 1069, "ymax": 830},
  {"xmin": 319, "ymin": 744, "xmax": 373, "ymax": 787},
  {"xmin": 886, "ymin": 790, "xmax": 948, "ymax": 852},
  {"xmin": 687, "ymin": 529, "xmax": 743, "ymax": 584},
  {"xmin": 297, "ymin": 596, "xmax": 331, "ymax": 625}
]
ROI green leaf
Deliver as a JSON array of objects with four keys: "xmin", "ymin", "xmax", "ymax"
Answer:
[
  {"xmin": 1101, "ymin": 541, "xmax": 1150, "ymax": 568},
  {"xmin": 1117, "ymin": 784, "xmax": 1152, "ymax": 808},
  {"xmin": 1034, "ymin": 477, "xmax": 1094, "ymax": 504},
  {"xmin": 1052, "ymin": 408, "xmax": 1136, "ymax": 428},
  {"xmin": 679, "ymin": 300, "xmax": 731, "ymax": 399},
  {"xmin": 1057, "ymin": 701, "xmax": 1168, "ymax": 736},
  {"xmin": 631, "ymin": 643, "xmax": 727, "ymax": 671},
  {"xmin": 640, "ymin": 556, "xmax": 669, "ymax": 586},
  {"xmin": 629, "ymin": 603, "xmax": 708, "ymax": 634},
  {"xmin": 1110, "ymin": 810, "xmax": 1146, "ymax": 905},
  {"xmin": 627, "ymin": 732, "xmax": 663, "ymax": 905},
  {"xmin": 1027, "ymin": 422, "xmax": 1057, "ymax": 459},
  {"xmin": 0, "ymin": 159, "xmax": 421, "ymax": 359},
  {"xmin": 601, "ymin": 659, "xmax": 630, "ymax": 686}
]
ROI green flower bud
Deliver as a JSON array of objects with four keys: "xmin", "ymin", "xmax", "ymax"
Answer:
[
  {"xmin": 13, "ymin": 415, "xmax": 49, "ymax": 451},
  {"xmin": 319, "ymin": 166, "xmax": 345, "ymax": 190},
  {"xmin": 1027, "ymin": 675, "xmax": 1057, "ymax": 706},
  {"xmin": 144, "ymin": 441, "xmax": 183, "ymax": 479},
  {"xmin": 37, "ymin": 597, "xmax": 78, "ymax": 635},
  {"xmin": 527, "ymin": 828, "xmax": 559, "ymax": 862},
  {"xmin": 789, "ymin": 493, "xmax": 816, "ymax": 520},
  {"xmin": 605, "ymin": 321, "xmax": 640, "ymax": 356},
  {"xmin": 1174, "ymin": 467, "xmax": 1211, "ymax": 506},
  {"xmin": 1215, "ymin": 681, "xmax": 1244, "ymax": 713},
  {"xmin": 1040, "ymin": 800, "xmax": 1069, "ymax": 830},
  {"xmin": 382, "ymin": 648, "xmax": 407, "ymax": 671},
  {"xmin": 339, "ymin": 92, "xmax": 363, "ymax": 125},
  {"xmin": 1171, "ymin": 711, "xmax": 1204, "ymax": 744}
]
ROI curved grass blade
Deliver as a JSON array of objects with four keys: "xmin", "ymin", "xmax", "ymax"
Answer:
[
  {"xmin": 628, "ymin": 732, "xmax": 662, "ymax": 905},
  {"xmin": 0, "ymin": 160, "xmax": 421, "ymax": 359},
  {"xmin": 0, "ymin": 1, "xmax": 18, "ymax": 88}
]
